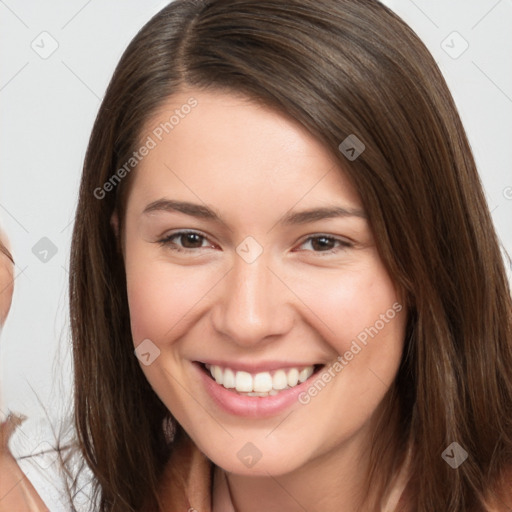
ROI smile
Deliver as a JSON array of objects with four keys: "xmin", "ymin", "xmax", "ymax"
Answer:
[
  {"xmin": 195, "ymin": 360, "xmax": 326, "ymax": 417},
  {"xmin": 205, "ymin": 363, "xmax": 316, "ymax": 396}
]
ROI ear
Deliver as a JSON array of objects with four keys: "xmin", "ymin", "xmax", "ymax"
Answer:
[
  {"xmin": 110, "ymin": 211, "xmax": 119, "ymax": 238},
  {"xmin": 110, "ymin": 211, "xmax": 124, "ymax": 255}
]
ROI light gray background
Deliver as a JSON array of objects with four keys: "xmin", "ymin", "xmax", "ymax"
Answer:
[{"xmin": 1, "ymin": 0, "xmax": 511, "ymax": 455}]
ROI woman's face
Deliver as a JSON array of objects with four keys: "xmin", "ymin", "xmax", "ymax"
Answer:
[{"xmin": 118, "ymin": 89, "xmax": 407, "ymax": 476}]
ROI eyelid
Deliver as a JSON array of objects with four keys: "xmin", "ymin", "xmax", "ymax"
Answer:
[
  {"xmin": 294, "ymin": 234, "xmax": 353, "ymax": 253},
  {"xmin": 157, "ymin": 230, "xmax": 354, "ymax": 255},
  {"xmin": 157, "ymin": 229, "xmax": 217, "ymax": 251}
]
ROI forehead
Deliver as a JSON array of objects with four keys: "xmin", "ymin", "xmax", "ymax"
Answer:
[{"xmin": 128, "ymin": 88, "xmax": 362, "ymax": 215}]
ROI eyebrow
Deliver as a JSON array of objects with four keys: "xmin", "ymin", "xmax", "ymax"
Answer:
[
  {"xmin": 282, "ymin": 205, "xmax": 367, "ymax": 224},
  {"xmin": 143, "ymin": 199, "xmax": 219, "ymax": 220},
  {"xmin": 142, "ymin": 199, "xmax": 366, "ymax": 226}
]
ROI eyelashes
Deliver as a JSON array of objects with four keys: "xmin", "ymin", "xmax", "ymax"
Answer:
[
  {"xmin": 157, "ymin": 230, "xmax": 353, "ymax": 256},
  {"xmin": 297, "ymin": 235, "xmax": 352, "ymax": 253},
  {"xmin": 157, "ymin": 231, "xmax": 214, "ymax": 252}
]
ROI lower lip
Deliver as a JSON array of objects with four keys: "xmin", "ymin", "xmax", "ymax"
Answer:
[{"xmin": 194, "ymin": 362, "xmax": 323, "ymax": 418}]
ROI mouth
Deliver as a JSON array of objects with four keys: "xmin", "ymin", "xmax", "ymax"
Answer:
[{"xmin": 198, "ymin": 362, "xmax": 325, "ymax": 397}]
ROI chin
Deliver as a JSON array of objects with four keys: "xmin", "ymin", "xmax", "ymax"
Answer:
[{"xmin": 203, "ymin": 439, "xmax": 311, "ymax": 477}]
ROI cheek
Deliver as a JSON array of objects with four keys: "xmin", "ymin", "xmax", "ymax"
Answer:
[
  {"xmin": 329, "ymin": 271, "xmax": 404, "ymax": 368},
  {"xmin": 326, "ymin": 273, "xmax": 405, "ymax": 411},
  {"xmin": 291, "ymin": 266, "xmax": 406, "ymax": 447},
  {"xmin": 124, "ymin": 244, "xmax": 211, "ymax": 345},
  {"xmin": 328, "ymin": 274, "xmax": 403, "ymax": 352},
  {"xmin": 291, "ymin": 262, "xmax": 404, "ymax": 351},
  {"xmin": 292, "ymin": 258, "xmax": 406, "ymax": 411},
  {"xmin": 123, "ymin": 248, "xmax": 214, "ymax": 421}
]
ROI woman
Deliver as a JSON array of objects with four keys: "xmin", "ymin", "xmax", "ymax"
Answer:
[
  {"xmin": 1, "ymin": 232, "xmax": 51, "ymax": 511},
  {"xmin": 3, "ymin": 0, "xmax": 512, "ymax": 510}
]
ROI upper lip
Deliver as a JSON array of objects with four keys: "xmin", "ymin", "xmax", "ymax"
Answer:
[{"xmin": 196, "ymin": 360, "xmax": 324, "ymax": 373}]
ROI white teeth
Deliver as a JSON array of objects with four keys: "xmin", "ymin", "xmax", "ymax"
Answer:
[
  {"xmin": 235, "ymin": 371, "xmax": 253, "ymax": 392},
  {"xmin": 299, "ymin": 367, "xmax": 314, "ymax": 383},
  {"xmin": 223, "ymin": 368, "xmax": 235, "ymax": 389},
  {"xmin": 247, "ymin": 390, "xmax": 278, "ymax": 397},
  {"xmin": 287, "ymin": 368, "xmax": 299, "ymax": 387},
  {"xmin": 272, "ymin": 370, "xmax": 288, "ymax": 390},
  {"xmin": 206, "ymin": 364, "xmax": 316, "ymax": 395},
  {"xmin": 253, "ymin": 372, "xmax": 273, "ymax": 393},
  {"xmin": 213, "ymin": 365, "xmax": 223, "ymax": 384}
]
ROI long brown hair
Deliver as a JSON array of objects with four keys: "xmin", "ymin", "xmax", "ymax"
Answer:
[{"xmin": 69, "ymin": 0, "xmax": 512, "ymax": 510}]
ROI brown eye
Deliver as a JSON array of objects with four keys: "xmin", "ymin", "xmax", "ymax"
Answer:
[
  {"xmin": 158, "ymin": 230, "xmax": 212, "ymax": 253},
  {"xmin": 179, "ymin": 232, "xmax": 204, "ymax": 248},
  {"xmin": 297, "ymin": 235, "xmax": 352, "ymax": 254},
  {"xmin": 310, "ymin": 236, "xmax": 336, "ymax": 251}
]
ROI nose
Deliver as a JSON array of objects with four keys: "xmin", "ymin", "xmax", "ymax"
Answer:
[{"xmin": 211, "ymin": 253, "xmax": 294, "ymax": 347}]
